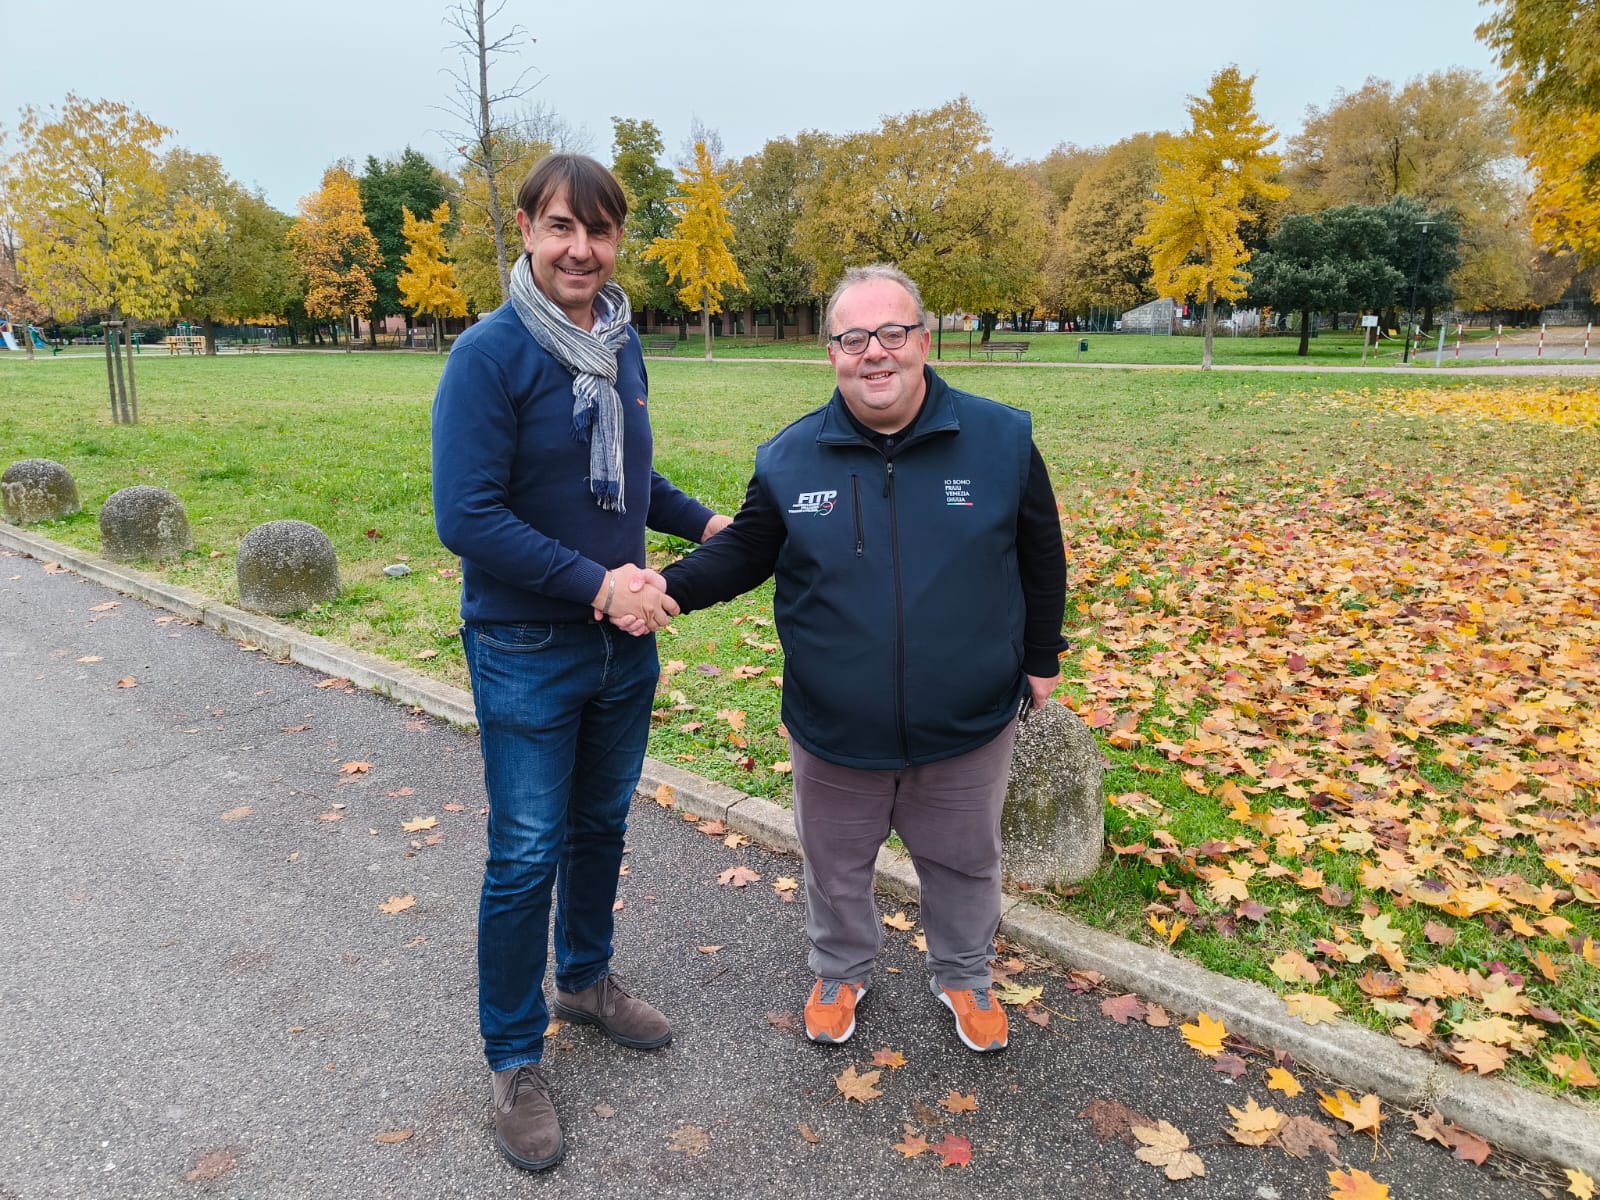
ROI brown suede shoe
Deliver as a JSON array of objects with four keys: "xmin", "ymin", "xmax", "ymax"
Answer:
[
  {"xmin": 491, "ymin": 1063, "xmax": 563, "ymax": 1171},
  {"xmin": 551, "ymin": 974, "xmax": 672, "ymax": 1050}
]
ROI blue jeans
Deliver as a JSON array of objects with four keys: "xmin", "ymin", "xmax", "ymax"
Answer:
[{"xmin": 461, "ymin": 620, "xmax": 658, "ymax": 1071}]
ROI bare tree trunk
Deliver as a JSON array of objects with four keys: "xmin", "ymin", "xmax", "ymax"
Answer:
[
  {"xmin": 702, "ymin": 298, "xmax": 712, "ymax": 361},
  {"xmin": 122, "ymin": 322, "xmax": 139, "ymax": 424},
  {"xmin": 203, "ymin": 318, "xmax": 218, "ymax": 356},
  {"xmin": 475, "ymin": 0, "xmax": 511, "ymax": 302},
  {"xmin": 1298, "ymin": 308, "xmax": 1312, "ymax": 357}
]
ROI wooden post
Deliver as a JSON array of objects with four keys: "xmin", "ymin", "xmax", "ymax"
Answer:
[{"xmin": 122, "ymin": 321, "xmax": 139, "ymax": 424}]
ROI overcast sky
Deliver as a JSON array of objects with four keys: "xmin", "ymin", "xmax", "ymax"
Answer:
[{"xmin": 1, "ymin": 1, "xmax": 1501, "ymax": 214}]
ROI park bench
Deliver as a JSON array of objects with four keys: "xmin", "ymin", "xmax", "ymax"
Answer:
[
  {"xmin": 983, "ymin": 339, "xmax": 1030, "ymax": 361},
  {"xmin": 646, "ymin": 336, "xmax": 678, "ymax": 355},
  {"xmin": 164, "ymin": 335, "xmax": 204, "ymax": 355}
]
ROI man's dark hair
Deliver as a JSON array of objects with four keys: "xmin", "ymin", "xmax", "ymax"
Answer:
[{"xmin": 517, "ymin": 154, "xmax": 628, "ymax": 234}]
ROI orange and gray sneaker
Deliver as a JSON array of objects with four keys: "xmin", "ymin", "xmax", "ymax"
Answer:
[
  {"xmin": 935, "ymin": 983, "xmax": 1008, "ymax": 1051},
  {"xmin": 804, "ymin": 978, "xmax": 868, "ymax": 1044}
]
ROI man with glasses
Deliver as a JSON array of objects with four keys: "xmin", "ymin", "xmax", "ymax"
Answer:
[{"xmin": 651, "ymin": 263, "xmax": 1067, "ymax": 1053}]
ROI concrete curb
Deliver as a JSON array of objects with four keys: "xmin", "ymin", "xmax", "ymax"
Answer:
[{"xmin": 3, "ymin": 520, "xmax": 1595, "ymax": 1177}]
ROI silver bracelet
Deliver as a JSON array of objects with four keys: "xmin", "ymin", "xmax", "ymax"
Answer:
[{"xmin": 601, "ymin": 572, "xmax": 616, "ymax": 616}]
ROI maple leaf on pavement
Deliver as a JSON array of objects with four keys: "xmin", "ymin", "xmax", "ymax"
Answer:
[
  {"xmin": 797, "ymin": 1122, "xmax": 820, "ymax": 1145},
  {"xmin": 653, "ymin": 783, "xmax": 676, "ymax": 808},
  {"xmin": 1266, "ymin": 1067, "xmax": 1304, "ymax": 1097},
  {"xmin": 378, "ymin": 895, "xmax": 416, "ymax": 915},
  {"xmin": 1449, "ymin": 1127, "xmax": 1491, "ymax": 1166},
  {"xmin": 339, "ymin": 760, "xmax": 371, "ymax": 775},
  {"xmin": 717, "ymin": 865, "xmax": 760, "ymax": 887},
  {"xmin": 1213, "ymin": 1053, "xmax": 1249, "ymax": 1080},
  {"xmin": 773, "ymin": 876, "xmax": 800, "ymax": 894},
  {"xmin": 1180, "ymin": 1011, "xmax": 1228, "ymax": 1057},
  {"xmin": 882, "ymin": 910, "xmax": 914, "ymax": 931},
  {"xmin": 1101, "ymin": 993, "xmax": 1146, "ymax": 1025},
  {"xmin": 220, "ymin": 806, "xmax": 252, "ymax": 821},
  {"xmin": 1328, "ymin": 1168, "xmax": 1391, "ymax": 1200},
  {"xmin": 1410, "ymin": 1109, "xmax": 1455, "ymax": 1147},
  {"xmin": 1277, "ymin": 1115, "xmax": 1339, "ymax": 1159},
  {"xmin": 937, "ymin": 1090, "xmax": 978, "ymax": 1114},
  {"xmin": 1318, "ymin": 1089, "xmax": 1383, "ymax": 1136},
  {"xmin": 872, "ymin": 1048, "xmax": 907, "ymax": 1069},
  {"xmin": 401, "ymin": 815, "xmax": 438, "ymax": 833},
  {"xmin": 1226, "ymin": 1096, "xmax": 1285, "ymax": 1146},
  {"xmin": 1285, "ymin": 993, "xmax": 1342, "ymax": 1026},
  {"xmin": 1566, "ymin": 1167, "xmax": 1596, "ymax": 1200},
  {"xmin": 935, "ymin": 1134, "xmax": 972, "ymax": 1169},
  {"xmin": 373, "ymin": 1130, "xmax": 413, "ymax": 1145},
  {"xmin": 893, "ymin": 1129, "xmax": 930, "ymax": 1158},
  {"xmin": 1133, "ymin": 1120, "xmax": 1205, "ymax": 1180},
  {"xmin": 1077, "ymin": 1099, "xmax": 1155, "ymax": 1146},
  {"xmin": 834, "ymin": 1065, "xmax": 882, "ymax": 1104},
  {"xmin": 995, "ymin": 982, "xmax": 1044, "ymax": 1007}
]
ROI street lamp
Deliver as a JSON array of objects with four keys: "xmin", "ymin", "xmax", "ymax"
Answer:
[{"xmin": 1401, "ymin": 220, "xmax": 1432, "ymax": 364}]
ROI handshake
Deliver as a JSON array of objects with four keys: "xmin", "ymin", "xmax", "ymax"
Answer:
[{"xmin": 592, "ymin": 562, "xmax": 678, "ymax": 636}]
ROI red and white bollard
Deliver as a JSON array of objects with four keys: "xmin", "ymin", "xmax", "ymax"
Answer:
[
  {"xmin": 1537, "ymin": 324, "xmax": 1546, "ymax": 357},
  {"xmin": 1586, "ymin": 323, "xmax": 1592, "ymax": 357},
  {"xmin": 1495, "ymin": 324, "xmax": 1502, "ymax": 358},
  {"xmin": 1454, "ymin": 323, "xmax": 1462, "ymax": 357}
]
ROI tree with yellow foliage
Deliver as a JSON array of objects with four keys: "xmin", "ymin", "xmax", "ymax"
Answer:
[
  {"xmin": 8, "ymin": 94, "xmax": 216, "ymax": 420},
  {"xmin": 795, "ymin": 98, "xmax": 1045, "ymax": 343},
  {"xmin": 1479, "ymin": 1, "xmax": 1600, "ymax": 285},
  {"xmin": 644, "ymin": 141, "xmax": 746, "ymax": 361},
  {"xmin": 1138, "ymin": 67, "xmax": 1286, "ymax": 369},
  {"xmin": 289, "ymin": 167, "xmax": 382, "ymax": 351},
  {"xmin": 398, "ymin": 202, "xmax": 467, "ymax": 353}
]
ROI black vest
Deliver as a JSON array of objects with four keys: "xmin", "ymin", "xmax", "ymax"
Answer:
[{"xmin": 756, "ymin": 370, "xmax": 1032, "ymax": 769}]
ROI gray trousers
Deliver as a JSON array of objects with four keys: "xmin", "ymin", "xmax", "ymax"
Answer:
[{"xmin": 789, "ymin": 723, "xmax": 1017, "ymax": 992}]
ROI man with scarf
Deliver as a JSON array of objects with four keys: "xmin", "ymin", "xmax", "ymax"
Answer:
[{"xmin": 431, "ymin": 153, "xmax": 729, "ymax": 1172}]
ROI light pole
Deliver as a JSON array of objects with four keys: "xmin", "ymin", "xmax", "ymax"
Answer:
[{"xmin": 1401, "ymin": 220, "xmax": 1432, "ymax": 364}]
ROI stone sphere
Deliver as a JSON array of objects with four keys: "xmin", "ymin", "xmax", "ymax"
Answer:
[
  {"xmin": 2, "ymin": 458, "xmax": 81, "ymax": 525},
  {"xmin": 236, "ymin": 519, "xmax": 339, "ymax": 615},
  {"xmin": 1001, "ymin": 701, "xmax": 1106, "ymax": 887},
  {"xmin": 99, "ymin": 485, "xmax": 192, "ymax": 561}
]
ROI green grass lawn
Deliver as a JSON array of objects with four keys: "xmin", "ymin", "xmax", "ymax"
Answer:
[
  {"xmin": 659, "ymin": 327, "xmax": 1441, "ymax": 368},
  {"xmin": 4, "ymin": 352, "xmax": 1597, "ymax": 1096}
]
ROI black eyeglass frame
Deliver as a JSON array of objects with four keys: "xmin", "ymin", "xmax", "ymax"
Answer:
[{"xmin": 827, "ymin": 323, "xmax": 924, "ymax": 355}]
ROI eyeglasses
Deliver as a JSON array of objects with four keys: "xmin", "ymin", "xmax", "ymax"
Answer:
[{"xmin": 828, "ymin": 324, "xmax": 922, "ymax": 355}]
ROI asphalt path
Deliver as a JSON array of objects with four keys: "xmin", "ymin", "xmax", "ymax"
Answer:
[{"xmin": 0, "ymin": 549, "xmax": 1559, "ymax": 1199}]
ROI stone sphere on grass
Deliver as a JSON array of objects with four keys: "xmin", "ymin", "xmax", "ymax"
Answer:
[
  {"xmin": 99, "ymin": 485, "xmax": 192, "ymax": 561},
  {"xmin": 1002, "ymin": 700, "xmax": 1105, "ymax": 887},
  {"xmin": 2, "ymin": 458, "xmax": 81, "ymax": 525},
  {"xmin": 237, "ymin": 520, "xmax": 339, "ymax": 615}
]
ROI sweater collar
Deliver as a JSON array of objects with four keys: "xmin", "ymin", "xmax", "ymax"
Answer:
[{"xmin": 817, "ymin": 367, "xmax": 959, "ymax": 446}]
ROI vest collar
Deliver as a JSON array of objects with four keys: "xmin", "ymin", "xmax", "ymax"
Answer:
[{"xmin": 816, "ymin": 367, "xmax": 960, "ymax": 447}]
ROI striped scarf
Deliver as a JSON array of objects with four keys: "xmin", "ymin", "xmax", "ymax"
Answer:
[{"xmin": 507, "ymin": 253, "xmax": 634, "ymax": 513}]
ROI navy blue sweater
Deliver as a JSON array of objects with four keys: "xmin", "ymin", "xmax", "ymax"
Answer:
[{"xmin": 431, "ymin": 304, "xmax": 713, "ymax": 624}]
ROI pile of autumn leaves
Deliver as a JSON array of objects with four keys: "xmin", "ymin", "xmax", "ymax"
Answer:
[{"xmin": 1061, "ymin": 390, "xmax": 1599, "ymax": 1096}]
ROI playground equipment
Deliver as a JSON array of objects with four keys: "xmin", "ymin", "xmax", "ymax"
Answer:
[{"xmin": 0, "ymin": 313, "xmax": 50, "ymax": 352}]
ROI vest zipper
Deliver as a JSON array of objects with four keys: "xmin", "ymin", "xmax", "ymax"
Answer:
[
  {"xmin": 886, "ymin": 459, "xmax": 909, "ymax": 766},
  {"xmin": 851, "ymin": 473, "xmax": 863, "ymax": 557}
]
